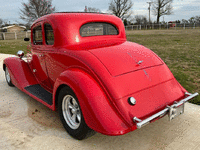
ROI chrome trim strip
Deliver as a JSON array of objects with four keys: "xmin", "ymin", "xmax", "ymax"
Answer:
[{"xmin": 134, "ymin": 92, "xmax": 199, "ymax": 129}]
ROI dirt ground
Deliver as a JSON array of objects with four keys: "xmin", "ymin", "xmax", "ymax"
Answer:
[{"xmin": 0, "ymin": 53, "xmax": 200, "ymax": 150}]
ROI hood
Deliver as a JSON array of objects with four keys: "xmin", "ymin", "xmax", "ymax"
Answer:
[{"xmin": 89, "ymin": 41, "xmax": 163, "ymax": 77}]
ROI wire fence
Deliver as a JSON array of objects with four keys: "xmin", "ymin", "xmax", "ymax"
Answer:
[
  {"xmin": 125, "ymin": 23, "xmax": 200, "ymax": 30},
  {"xmin": 0, "ymin": 31, "xmax": 31, "ymax": 40}
]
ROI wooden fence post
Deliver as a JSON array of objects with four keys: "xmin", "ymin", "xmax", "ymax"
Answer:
[
  {"xmin": 3, "ymin": 33, "xmax": 5, "ymax": 40},
  {"xmin": 15, "ymin": 32, "xmax": 17, "ymax": 40}
]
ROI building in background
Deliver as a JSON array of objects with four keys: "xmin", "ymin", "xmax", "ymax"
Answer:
[{"xmin": 0, "ymin": 25, "xmax": 26, "ymax": 32}]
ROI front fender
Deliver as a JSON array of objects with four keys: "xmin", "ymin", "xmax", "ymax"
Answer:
[
  {"xmin": 53, "ymin": 68, "xmax": 131, "ymax": 135},
  {"xmin": 3, "ymin": 57, "xmax": 38, "ymax": 90}
]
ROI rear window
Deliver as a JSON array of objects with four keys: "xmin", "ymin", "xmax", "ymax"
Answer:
[{"xmin": 80, "ymin": 23, "xmax": 119, "ymax": 37}]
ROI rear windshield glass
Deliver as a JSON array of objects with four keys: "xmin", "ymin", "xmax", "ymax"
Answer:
[{"xmin": 80, "ymin": 23, "xmax": 119, "ymax": 37}]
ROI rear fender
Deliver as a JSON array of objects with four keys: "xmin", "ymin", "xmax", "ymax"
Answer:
[
  {"xmin": 53, "ymin": 68, "xmax": 131, "ymax": 135},
  {"xmin": 3, "ymin": 57, "xmax": 38, "ymax": 89}
]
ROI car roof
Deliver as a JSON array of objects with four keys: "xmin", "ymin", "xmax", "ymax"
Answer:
[
  {"xmin": 32, "ymin": 12, "xmax": 115, "ymax": 25},
  {"xmin": 31, "ymin": 12, "xmax": 126, "ymax": 49}
]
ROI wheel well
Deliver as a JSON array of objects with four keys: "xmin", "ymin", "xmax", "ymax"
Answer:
[
  {"xmin": 3, "ymin": 64, "xmax": 6, "ymax": 71},
  {"xmin": 55, "ymin": 84, "xmax": 70, "ymax": 111}
]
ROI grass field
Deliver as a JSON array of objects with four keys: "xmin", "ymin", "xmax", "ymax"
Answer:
[
  {"xmin": 0, "ymin": 40, "xmax": 30, "ymax": 54},
  {"xmin": 0, "ymin": 29, "xmax": 199, "ymax": 105}
]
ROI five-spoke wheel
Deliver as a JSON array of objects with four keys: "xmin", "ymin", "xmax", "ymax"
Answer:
[
  {"xmin": 62, "ymin": 95, "xmax": 81, "ymax": 129},
  {"xmin": 58, "ymin": 86, "xmax": 94, "ymax": 140}
]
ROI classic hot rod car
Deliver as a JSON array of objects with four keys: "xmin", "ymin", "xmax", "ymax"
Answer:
[{"xmin": 3, "ymin": 13, "xmax": 198, "ymax": 140}]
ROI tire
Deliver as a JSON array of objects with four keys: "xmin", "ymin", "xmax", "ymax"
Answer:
[
  {"xmin": 5, "ymin": 66, "xmax": 14, "ymax": 87},
  {"xmin": 58, "ymin": 86, "xmax": 95, "ymax": 140}
]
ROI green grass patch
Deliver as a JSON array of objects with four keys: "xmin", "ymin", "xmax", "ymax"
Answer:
[{"xmin": 0, "ymin": 40, "xmax": 30, "ymax": 55}]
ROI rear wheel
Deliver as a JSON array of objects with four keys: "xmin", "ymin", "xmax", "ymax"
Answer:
[
  {"xmin": 5, "ymin": 66, "xmax": 14, "ymax": 87},
  {"xmin": 58, "ymin": 86, "xmax": 95, "ymax": 140}
]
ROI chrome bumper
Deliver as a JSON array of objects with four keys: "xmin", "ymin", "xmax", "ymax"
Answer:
[{"xmin": 133, "ymin": 92, "xmax": 199, "ymax": 129}]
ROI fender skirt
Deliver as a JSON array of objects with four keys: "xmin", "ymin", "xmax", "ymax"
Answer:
[{"xmin": 53, "ymin": 69, "xmax": 132, "ymax": 136}]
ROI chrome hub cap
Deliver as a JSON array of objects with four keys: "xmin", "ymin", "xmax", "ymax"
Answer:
[
  {"xmin": 62, "ymin": 95, "xmax": 81, "ymax": 129},
  {"xmin": 5, "ymin": 67, "xmax": 11, "ymax": 83}
]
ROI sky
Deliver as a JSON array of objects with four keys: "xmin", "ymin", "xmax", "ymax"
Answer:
[{"xmin": 0, "ymin": 0, "xmax": 200, "ymax": 24}]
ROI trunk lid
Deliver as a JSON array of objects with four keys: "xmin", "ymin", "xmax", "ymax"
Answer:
[{"xmin": 89, "ymin": 41, "xmax": 163, "ymax": 76}]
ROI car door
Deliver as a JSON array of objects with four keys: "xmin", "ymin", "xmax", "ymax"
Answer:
[{"xmin": 30, "ymin": 23, "xmax": 52, "ymax": 90}]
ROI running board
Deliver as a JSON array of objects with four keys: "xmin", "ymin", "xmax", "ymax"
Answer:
[{"xmin": 24, "ymin": 84, "xmax": 52, "ymax": 105}]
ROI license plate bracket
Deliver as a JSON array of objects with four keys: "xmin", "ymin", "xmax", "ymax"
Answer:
[{"xmin": 168, "ymin": 104, "xmax": 185, "ymax": 121}]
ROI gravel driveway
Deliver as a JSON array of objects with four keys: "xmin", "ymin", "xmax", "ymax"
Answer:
[{"xmin": 0, "ymin": 53, "xmax": 200, "ymax": 150}]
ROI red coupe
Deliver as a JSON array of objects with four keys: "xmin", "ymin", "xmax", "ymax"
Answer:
[{"xmin": 3, "ymin": 13, "xmax": 198, "ymax": 140}]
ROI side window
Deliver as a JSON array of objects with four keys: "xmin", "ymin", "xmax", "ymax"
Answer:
[
  {"xmin": 33, "ymin": 25, "xmax": 43, "ymax": 45},
  {"xmin": 44, "ymin": 24, "xmax": 54, "ymax": 45}
]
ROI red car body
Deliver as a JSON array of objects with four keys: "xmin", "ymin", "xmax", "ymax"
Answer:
[{"xmin": 3, "ymin": 13, "xmax": 198, "ymax": 137}]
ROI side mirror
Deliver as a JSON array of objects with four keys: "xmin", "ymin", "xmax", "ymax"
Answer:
[
  {"xmin": 17, "ymin": 51, "xmax": 24, "ymax": 59},
  {"xmin": 24, "ymin": 38, "xmax": 30, "ymax": 41}
]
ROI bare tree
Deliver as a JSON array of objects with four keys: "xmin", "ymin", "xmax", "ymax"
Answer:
[
  {"xmin": 108, "ymin": 0, "xmax": 133, "ymax": 20},
  {"xmin": 181, "ymin": 19, "xmax": 188, "ymax": 24},
  {"xmin": 194, "ymin": 16, "xmax": 200, "ymax": 24},
  {"xmin": 186, "ymin": 16, "xmax": 200, "ymax": 24},
  {"xmin": 152, "ymin": 0, "xmax": 173, "ymax": 23},
  {"xmin": 20, "ymin": 0, "xmax": 55, "ymax": 24},
  {"xmin": 188, "ymin": 17, "xmax": 195, "ymax": 24},
  {"xmin": 134, "ymin": 15, "xmax": 148, "ymax": 25}
]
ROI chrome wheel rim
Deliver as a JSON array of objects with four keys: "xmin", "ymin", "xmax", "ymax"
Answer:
[
  {"xmin": 5, "ymin": 67, "xmax": 11, "ymax": 83},
  {"xmin": 62, "ymin": 95, "xmax": 81, "ymax": 129}
]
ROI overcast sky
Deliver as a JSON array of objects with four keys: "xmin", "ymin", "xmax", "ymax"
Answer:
[{"xmin": 0, "ymin": 0, "xmax": 200, "ymax": 24}]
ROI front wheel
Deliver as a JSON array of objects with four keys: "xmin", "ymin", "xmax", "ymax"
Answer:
[
  {"xmin": 58, "ymin": 86, "xmax": 95, "ymax": 140},
  {"xmin": 5, "ymin": 66, "xmax": 14, "ymax": 87}
]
